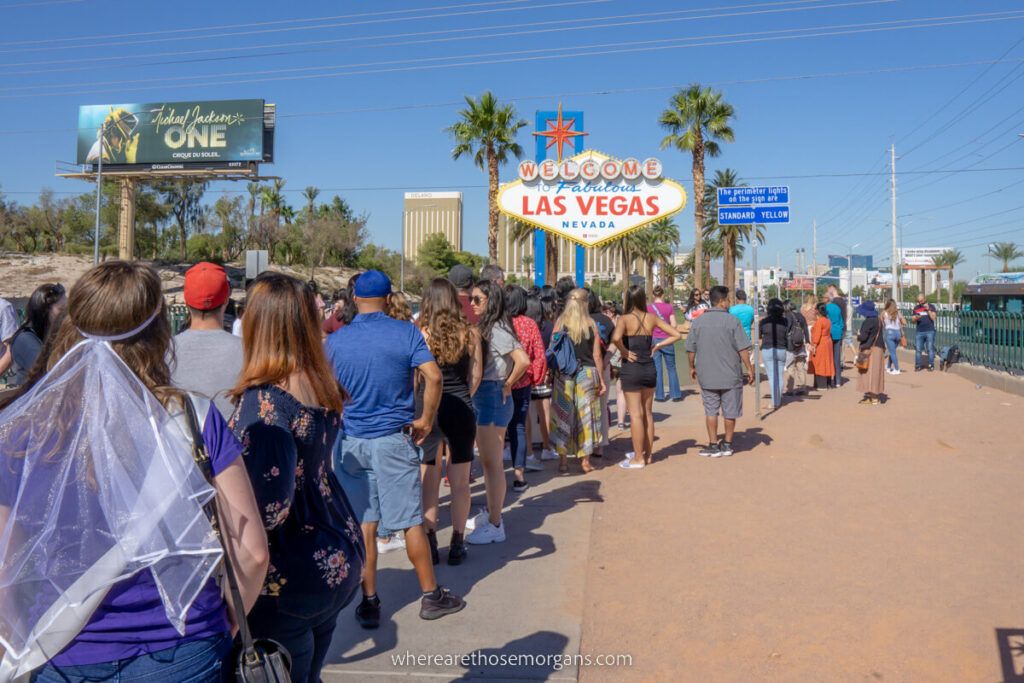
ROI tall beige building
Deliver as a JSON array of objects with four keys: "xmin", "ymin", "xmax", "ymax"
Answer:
[
  {"xmin": 404, "ymin": 192, "xmax": 463, "ymax": 262},
  {"xmin": 497, "ymin": 214, "xmax": 626, "ymax": 283}
]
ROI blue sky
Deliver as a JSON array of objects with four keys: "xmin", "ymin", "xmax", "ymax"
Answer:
[{"xmin": 1, "ymin": 0, "xmax": 1023, "ymax": 277}]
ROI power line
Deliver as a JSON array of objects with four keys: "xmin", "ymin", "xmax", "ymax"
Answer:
[
  {"xmin": 0, "ymin": 0, "xmax": 616, "ymax": 54},
  {"xmin": 0, "ymin": 0, "xmax": 83, "ymax": 8},
  {"xmin": 894, "ymin": 34, "xmax": 1024, "ymax": 150},
  {"xmin": 0, "ymin": 0, "xmax": 538, "ymax": 44},
  {"xmin": 6, "ymin": 11, "xmax": 1023, "ymax": 99},
  {"xmin": 901, "ymin": 136, "xmax": 1023, "ymax": 196},
  {"xmin": 0, "ymin": 2, "xmax": 911, "ymax": 92},
  {"xmin": 899, "ymin": 177, "xmax": 1024, "ymax": 218},
  {"xmin": 0, "ymin": 0, "xmax": 846, "ymax": 71},
  {"xmin": 901, "ymin": 204, "xmax": 1024, "ymax": 240},
  {"xmin": 7, "ymin": 57, "xmax": 1021, "ymax": 135}
]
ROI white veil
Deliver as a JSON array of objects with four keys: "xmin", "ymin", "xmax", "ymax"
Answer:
[{"xmin": 0, "ymin": 335, "xmax": 222, "ymax": 680}]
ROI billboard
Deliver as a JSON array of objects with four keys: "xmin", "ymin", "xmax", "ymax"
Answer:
[
  {"xmin": 497, "ymin": 150, "xmax": 686, "ymax": 248},
  {"xmin": 900, "ymin": 247, "xmax": 951, "ymax": 269},
  {"xmin": 76, "ymin": 99, "xmax": 265, "ymax": 165}
]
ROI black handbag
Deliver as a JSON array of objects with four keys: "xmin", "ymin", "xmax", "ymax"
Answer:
[{"xmin": 182, "ymin": 397, "xmax": 292, "ymax": 683}]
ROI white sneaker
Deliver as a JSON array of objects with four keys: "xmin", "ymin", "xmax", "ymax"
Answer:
[
  {"xmin": 466, "ymin": 518, "xmax": 506, "ymax": 545},
  {"xmin": 540, "ymin": 448, "xmax": 558, "ymax": 461},
  {"xmin": 376, "ymin": 534, "xmax": 406, "ymax": 554},
  {"xmin": 465, "ymin": 508, "xmax": 488, "ymax": 532},
  {"xmin": 525, "ymin": 455, "xmax": 544, "ymax": 472},
  {"xmin": 892, "ymin": 369, "xmax": 902, "ymax": 375},
  {"xmin": 503, "ymin": 446, "xmax": 511, "ymax": 462}
]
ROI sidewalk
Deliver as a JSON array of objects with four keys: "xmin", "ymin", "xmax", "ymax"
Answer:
[{"xmin": 322, "ymin": 367, "xmax": 1024, "ymax": 681}]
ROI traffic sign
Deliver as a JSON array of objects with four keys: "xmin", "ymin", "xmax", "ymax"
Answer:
[
  {"xmin": 716, "ymin": 186, "xmax": 789, "ymax": 206},
  {"xmin": 718, "ymin": 206, "xmax": 790, "ymax": 225}
]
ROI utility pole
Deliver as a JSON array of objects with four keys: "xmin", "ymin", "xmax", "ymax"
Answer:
[
  {"xmin": 812, "ymin": 219, "xmax": 817, "ymax": 298},
  {"xmin": 752, "ymin": 240, "xmax": 761, "ymax": 419},
  {"xmin": 890, "ymin": 144, "xmax": 899, "ymax": 304}
]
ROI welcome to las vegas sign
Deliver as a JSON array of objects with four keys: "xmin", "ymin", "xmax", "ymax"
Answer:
[{"xmin": 497, "ymin": 149, "xmax": 687, "ymax": 248}]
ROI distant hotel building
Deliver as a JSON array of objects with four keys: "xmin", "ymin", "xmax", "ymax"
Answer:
[
  {"xmin": 404, "ymin": 192, "xmax": 463, "ymax": 260},
  {"xmin": 496, "ymin": 214, "xmax": 621, "ymax": 282}
]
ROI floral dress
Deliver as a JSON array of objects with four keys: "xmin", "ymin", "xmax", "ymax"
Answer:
[{"xmin": 230, "ymin": 385, "xmax": 364, "ymax": 599}]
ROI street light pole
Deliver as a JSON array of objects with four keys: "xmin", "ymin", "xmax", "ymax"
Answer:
[
  {"xmin": 752, "ymin": 240, "xmax": 761, "ymax": 419},
  {"xmin": 92, "ymin": 121, "xmax": 105, "ymax": 265},
  {"xmin": 890, "ymin": 144, "xmax": 899, "ymax": 305},
  {"xmin": 811, "ymin": 219, "xmax": 817, "ymax": 298}
]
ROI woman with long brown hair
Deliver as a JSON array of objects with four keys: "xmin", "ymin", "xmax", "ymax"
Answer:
[
  {"xmin": 229, "ymin": 271, "xmax": 364, "ymax": 683},
  {"xmin": 0, "ymin": 261, "xmax": 268, "ymax": 682},
  {"xmin": 417, "ymin": 278, "xmax": 482, "ymax": 564}
]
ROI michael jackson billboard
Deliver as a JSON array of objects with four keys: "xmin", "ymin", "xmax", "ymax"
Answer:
[{"xmin": 76, "ymin": 99, "xmax": 266, "ymax": 165}]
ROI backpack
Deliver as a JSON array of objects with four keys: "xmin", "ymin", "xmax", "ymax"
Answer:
[
  {"xmin": 546, "ymin": 329, "xmax": 580, "ymax": 377},
  {"xmin": 785, "ymin": 315, "xmax": 805, "ymax": 353}
]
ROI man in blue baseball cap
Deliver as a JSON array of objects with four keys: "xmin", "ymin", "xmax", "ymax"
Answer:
[{"xmin": 326, "ymin": 270, "xmax": 465, "ymax": 627}]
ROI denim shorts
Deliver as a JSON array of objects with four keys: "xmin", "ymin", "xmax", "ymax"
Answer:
[
  {"xmin": 473, "ymin": 379, "xmax": 514, "ymax": 427},
  {"xmin": 335, "ymin": 432, "xmax": 423, "ymax": 531}
]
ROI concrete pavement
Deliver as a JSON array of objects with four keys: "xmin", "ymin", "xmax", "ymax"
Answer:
[{"xmin": 320, "ymin": 363, "xmax": 1024, "ymax": 682}]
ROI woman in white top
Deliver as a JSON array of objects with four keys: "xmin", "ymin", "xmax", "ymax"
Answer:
[{"xmin": 880, "ymin": 299, "xmax": 906, "ymax": 374}]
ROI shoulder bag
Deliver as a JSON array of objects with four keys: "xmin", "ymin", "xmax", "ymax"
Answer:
[
  {"xmin": 854, "ymin": 322, "xmax": 882, "ymax": 372},
  {"xmin": 181, "ymin": 396, "xmax": 292, "ymax": 683}
]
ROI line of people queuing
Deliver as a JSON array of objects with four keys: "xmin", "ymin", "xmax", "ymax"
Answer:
[{"xmin": 0, "ymin": 259, "xmax": 944, "ymax": 681}]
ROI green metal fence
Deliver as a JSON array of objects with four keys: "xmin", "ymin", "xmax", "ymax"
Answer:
[{"xmin": 854, "ymin": 307, "xmax": 1024, "ymax": 375}]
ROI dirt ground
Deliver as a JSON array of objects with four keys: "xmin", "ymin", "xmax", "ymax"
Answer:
[
  {"xmin": 579, "ymin": 365, "xmax": 1024, "ymax": 682},
  {"xmin": 0, "ymin": 252, "xmax": 356, "ymax": 303}
]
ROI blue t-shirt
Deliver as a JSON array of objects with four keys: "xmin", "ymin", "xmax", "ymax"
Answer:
[
  {"xmin": 326, "ymin": 312, "xmax": 434, "ymax": 439},
  {"xmin": 0, "ymin": 403, "xmax": 242, "ymax": 667},
  {"xmin": 825, "ymin": 302, "xmax": 844, "ymax": 341},
  {"xmin": 728, "ymin": 303, "xmax": 755, "ymax": 339},
  {"xmin": 912, "ymin": 303, "xmax": 936, "ymax": 332}
]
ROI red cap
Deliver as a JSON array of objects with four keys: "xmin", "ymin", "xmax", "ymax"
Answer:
[{"xmin": 184, "ymin": 262, "xmax": 230, "ymax": 311}]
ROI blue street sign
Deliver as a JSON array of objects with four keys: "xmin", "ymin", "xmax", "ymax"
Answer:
[
  {"xmin": 717, "ymin": 186, "xmax": 789, "ymax": 206},
  {"xmin": 718, "ymin": 206, "xmax": 790, "ymax": 224}
]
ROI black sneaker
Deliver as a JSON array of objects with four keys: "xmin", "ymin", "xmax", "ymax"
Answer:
[
  {"xmin": 511, "ymin": 479, "xmax": 529, "ymax": 493},
  {"xmin": 419, "ymin": 586, "xmax": 466, "ymax": 620},
  {"xmin": 426, "ymin": 529, "xmax": 439, "ymax": 566},
  {"xmin": 448, "ymin": 532, "xmax": 467, "ymax": 566},
  {"xmin": 718, "ymin": 440, "xmax": 734, "ymax": 457},
  {"xmin": 698, "ymin": 443, "xmax": 722, "ymax": 458},
  {"xmin": 355, "ymin": 594, "xmax": 381, "ymax": 629}
]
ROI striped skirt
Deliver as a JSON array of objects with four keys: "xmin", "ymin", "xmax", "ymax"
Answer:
[{"xmin": 551, "ymin": 365, "xmax": 601, "ymax": 458}]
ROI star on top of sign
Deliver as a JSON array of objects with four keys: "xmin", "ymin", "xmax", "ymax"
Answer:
[{"xmin": 533, "ymin": 103, "xmax": 588, "ymax": 162}]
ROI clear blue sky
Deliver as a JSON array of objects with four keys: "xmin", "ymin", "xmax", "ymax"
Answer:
[{"xmin": 1, "ymin": 0, "xmax": 1023, "ymax": 278}]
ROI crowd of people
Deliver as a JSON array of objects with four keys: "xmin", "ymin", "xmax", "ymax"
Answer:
[{"xmin": 0, "ymin": 258, "xmax": 942, "ymax": 681}]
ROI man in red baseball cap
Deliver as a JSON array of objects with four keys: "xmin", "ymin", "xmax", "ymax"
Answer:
[{"xmin": 169, "ymin": 262, "xmax": 242, "ymax": 419}]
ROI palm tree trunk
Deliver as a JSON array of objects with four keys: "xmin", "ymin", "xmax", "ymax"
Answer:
[
  {"xmin": 178, "ymin": 220, "xmax": 187, "ymax": 262},
  {"xmin": 949, "ymin": 268, "xmax": 954, "ymax": 305},
  {"xmin": 691, "ymin": 133, "xmax": 706, "ymax": 291},
  {"xmin": 724, "ymin": 235, "xmax": 736, "ymax": 292},
  {"xmin": 486, "ymin": 145, "xmax": 500, "ymax": 263},
  {"xmin": 646, "ymin": 259, "xmax": 654, "ymax": 294},
  {"xmin": 545, "ymin": 234, "xmax": 558, "ymax": 286},
  {"xmin": 621, "ymin": 249, "xmax": 630, "ymax": 296}
]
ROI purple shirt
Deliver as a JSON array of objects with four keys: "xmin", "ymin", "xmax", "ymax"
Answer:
[
  {"xmin": 49, "ymin": 403, "xmax": 240, "ymax": 666},
  {"xmin": 647, "ymin": 302, "xmax": 675, "ymax": 340}
]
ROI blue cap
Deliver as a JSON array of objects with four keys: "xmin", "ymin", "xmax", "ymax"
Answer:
[{"xmin": 354, "ymin": 270, "xmax": 392, "ymax": 298}]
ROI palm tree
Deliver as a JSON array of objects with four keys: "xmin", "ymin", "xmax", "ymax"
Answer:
[
  {"xmin": 932, "ymin": 248, "xmax": 965, "ymax": 305},
  {"xmin": 659, "ymin": 84, "xmax": 736, "ymax": 291},
  {"xmin": 635, "ymin": 218, "xmax": 679, "ymax": 292},
  {"xmin": 681, "ymin": 234, "xmax": 726, "ymax": 286},
  {"xmin": 506, "ymin": 217, "xmax": 561, "ymax": 284},
  {"xmin": 302, "ymin": 186, "xmax": 319, "ymax": 219},
  {"xmin": 702, "ymin": 169, "xmax": 765, "ymax": 291},
  {"xmin": 446, "ymin": 92, "xmax": 527, "ymax": 263},
  {"xmin": 602, "ymin": 231, "xmax": 644, "ymax": 291},
  {"xmin": 987, "ymin": 241, "xmax": 1023, "ymax": 272}
]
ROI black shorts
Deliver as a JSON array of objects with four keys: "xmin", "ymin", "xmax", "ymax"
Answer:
[{"xmin": 421, "ymin": 394, "xmax": 477, "ymax": 466}]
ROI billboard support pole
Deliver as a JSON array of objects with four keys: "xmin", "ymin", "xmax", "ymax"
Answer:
[
  {"xmin": 93, "ymin": 121, "xmax": 104, "ymax": 265},
  {"xmin": 118, "ymin": 178, "xmax": 136, "ymax": 261}
]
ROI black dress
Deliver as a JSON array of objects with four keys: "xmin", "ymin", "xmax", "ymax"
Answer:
[{"xmin": 619, "ymin": 313, "xmax": 657, "ymax": 391}]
